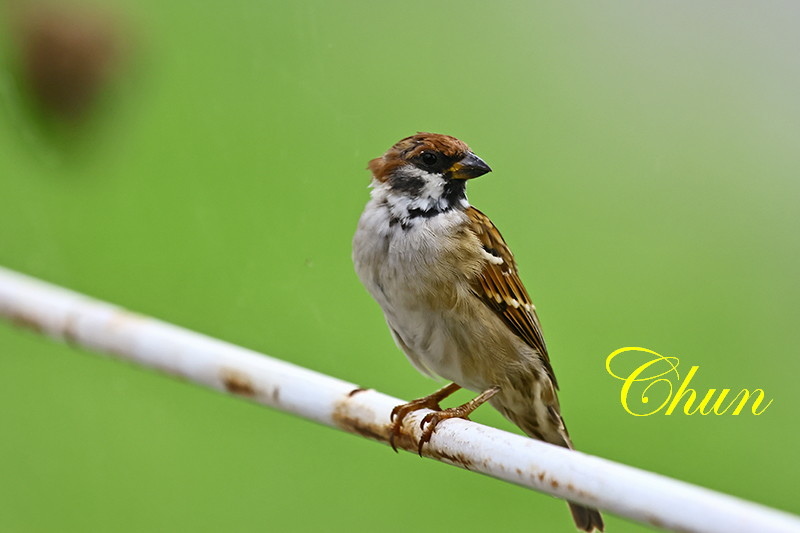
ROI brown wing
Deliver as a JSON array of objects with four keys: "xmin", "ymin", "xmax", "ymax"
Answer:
[{"xmin": 466, "ymin": 206, "xmax": 557, "ymax": 388}]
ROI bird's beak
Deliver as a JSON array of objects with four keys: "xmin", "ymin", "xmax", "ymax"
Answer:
[{"xmin": 448, "ymin": 152, "xmax": 492, "ymax": 180}]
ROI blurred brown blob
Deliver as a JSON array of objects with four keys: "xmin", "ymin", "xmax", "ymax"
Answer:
[{"xmin": 15, "ymin": 2, "xmax": 121, "ymax": 120}]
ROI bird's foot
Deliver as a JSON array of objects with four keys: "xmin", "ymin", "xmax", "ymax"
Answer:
[
  {"xmin": 389, "ymin": 382, "xmax": 461, "ymax": 452},
  {"xmin": 417, "ymin": 386, "xmax": 500, "ymax": 455}
]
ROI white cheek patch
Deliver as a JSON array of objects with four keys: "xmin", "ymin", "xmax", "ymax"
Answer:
[
  {"xmin": 393, "ymin": 167, "xmax": 451, "ymax": 212},
  {"xmin": 399, "ymin": 166, "xmax": 446, "ymax": 199}
]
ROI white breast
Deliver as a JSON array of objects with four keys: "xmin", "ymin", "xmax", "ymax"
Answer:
[{"xmin": 352, "ymin": 182, "xmax": 487, "ymax": 387}]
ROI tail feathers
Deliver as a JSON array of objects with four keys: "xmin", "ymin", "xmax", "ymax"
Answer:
[{"xmin": 568, "ymin": 502, "xmax": 604, "ymax": 532}]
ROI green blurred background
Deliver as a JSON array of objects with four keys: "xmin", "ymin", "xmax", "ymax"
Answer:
[{"xmin": 1, "ymin": 1, "xmax": 798, "ymax": 531}]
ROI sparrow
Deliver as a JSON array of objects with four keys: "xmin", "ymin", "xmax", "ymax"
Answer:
[{"xmin": 352, "ymin": 133, "xmax": 604, "ymax": 532}]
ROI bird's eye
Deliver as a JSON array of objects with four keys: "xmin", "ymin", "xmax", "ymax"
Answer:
[{"xmin": 420, "ymin": 152, "xmax": 438, "ymax": 166}]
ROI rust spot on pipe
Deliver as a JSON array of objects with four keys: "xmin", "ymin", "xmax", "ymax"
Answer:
[
  {"xmin": 644, "ymin": 514, "xmax": 697, "ymax": 533},
  {"xmin": 334, "ymin": 412, "xmax": 388, "ymax": 442},
  {"xmin": 220, "ymin": 369, "xmax": 256, "ymax": 397},
  {"xmin": 433, "ymin": 449, "xmax": 474, "ymax": 470},
  {"xmin": 643, "ymin": 514, "xmax": 693, "ymax": 533},
  {"xmin": 566, "ymin": 482, "xmax": 593, "ymax": 501},
  {"xmin": 532, "ymin": 472, "xmax": 596, "ymax": 501},
  {"xmin": 331, "ymin": 390, "xmax": 391, "ymax": 443},
  {"xmin": 7, "ymin": 310, "xmax": 44, "ymax": 333}
]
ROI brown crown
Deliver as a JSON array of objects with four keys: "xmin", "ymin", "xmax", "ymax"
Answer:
[{"xmin": 368, "ymin": 132, "xmax": 471, "ymax": 182}]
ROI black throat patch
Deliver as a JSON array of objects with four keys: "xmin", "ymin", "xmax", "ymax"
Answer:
[
  {"xmin": 406, "ymin": 179, "xmax": 466, "ymax": 219},
  {"xmin": 385, "ymin": 172, "xmax": 468, "ymax": 230}
]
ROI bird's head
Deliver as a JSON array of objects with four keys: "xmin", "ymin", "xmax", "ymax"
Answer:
[{"xmin": 368, "ymin": 133, "xmax": 491, "ymax": 208}]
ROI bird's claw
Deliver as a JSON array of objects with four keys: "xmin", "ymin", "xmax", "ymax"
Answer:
[
  {"xmin": 416, "ymin": 408, "xmax": 472, "ymax": 456},
  {"xmin": 414, "ymin": 385, "xmax": 500, "ymax": 455},
  {"xmin": 388, "ymin": 397, "xmax": 442, "ymax": 452},
  {"xmin": 386, "ymin": 383, "xmax": 465, "ymax": 453}
]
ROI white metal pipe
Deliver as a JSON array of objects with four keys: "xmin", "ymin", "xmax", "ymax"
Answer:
[{"xmin": 0, "ymin": 266, "xmax": 797, "ymax": 533}]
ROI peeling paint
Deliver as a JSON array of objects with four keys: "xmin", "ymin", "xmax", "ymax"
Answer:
[
  {"xmin": 331, "ymin": 392, "xmax": 393, "ymax": 444},
  {"xmin": 220, "ymin": 368, "xmax": 257, "ymax": 397},
  {"xmin": 6, "ymin": 309, "xmax": 44, "ymax": 333},
  {"xmin": 646, "ymin": 514, "xmax": 666, "ymax": 529},
  {"xmin": 333, "ymin": 411, "xmax": 388, "ymax": 443},
  {"xmin": 563, "ymin": 483, "xmax": 593, "ymax": 501},
  {"xmin": 431, "ymin": 449, "xmax": 473, "ymax": 470}
]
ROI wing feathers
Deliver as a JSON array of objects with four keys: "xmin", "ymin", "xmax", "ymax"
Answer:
[{"xmin": 466, "ymin": 206, "xmax": 558, "ymax": 388}]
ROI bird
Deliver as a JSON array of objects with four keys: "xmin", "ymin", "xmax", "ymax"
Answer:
[{"xmin": 352, "ymin": 133, "xmax": 604, "ymax": 532}]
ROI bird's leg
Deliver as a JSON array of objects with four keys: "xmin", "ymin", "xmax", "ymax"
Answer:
[
  {"xmin": 389, "ymin": 382, "xmax": 461, "ymax": 452},
  {"xmin": 417, "ymin": 386, "xmax": 500, "ymax": 455}
]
